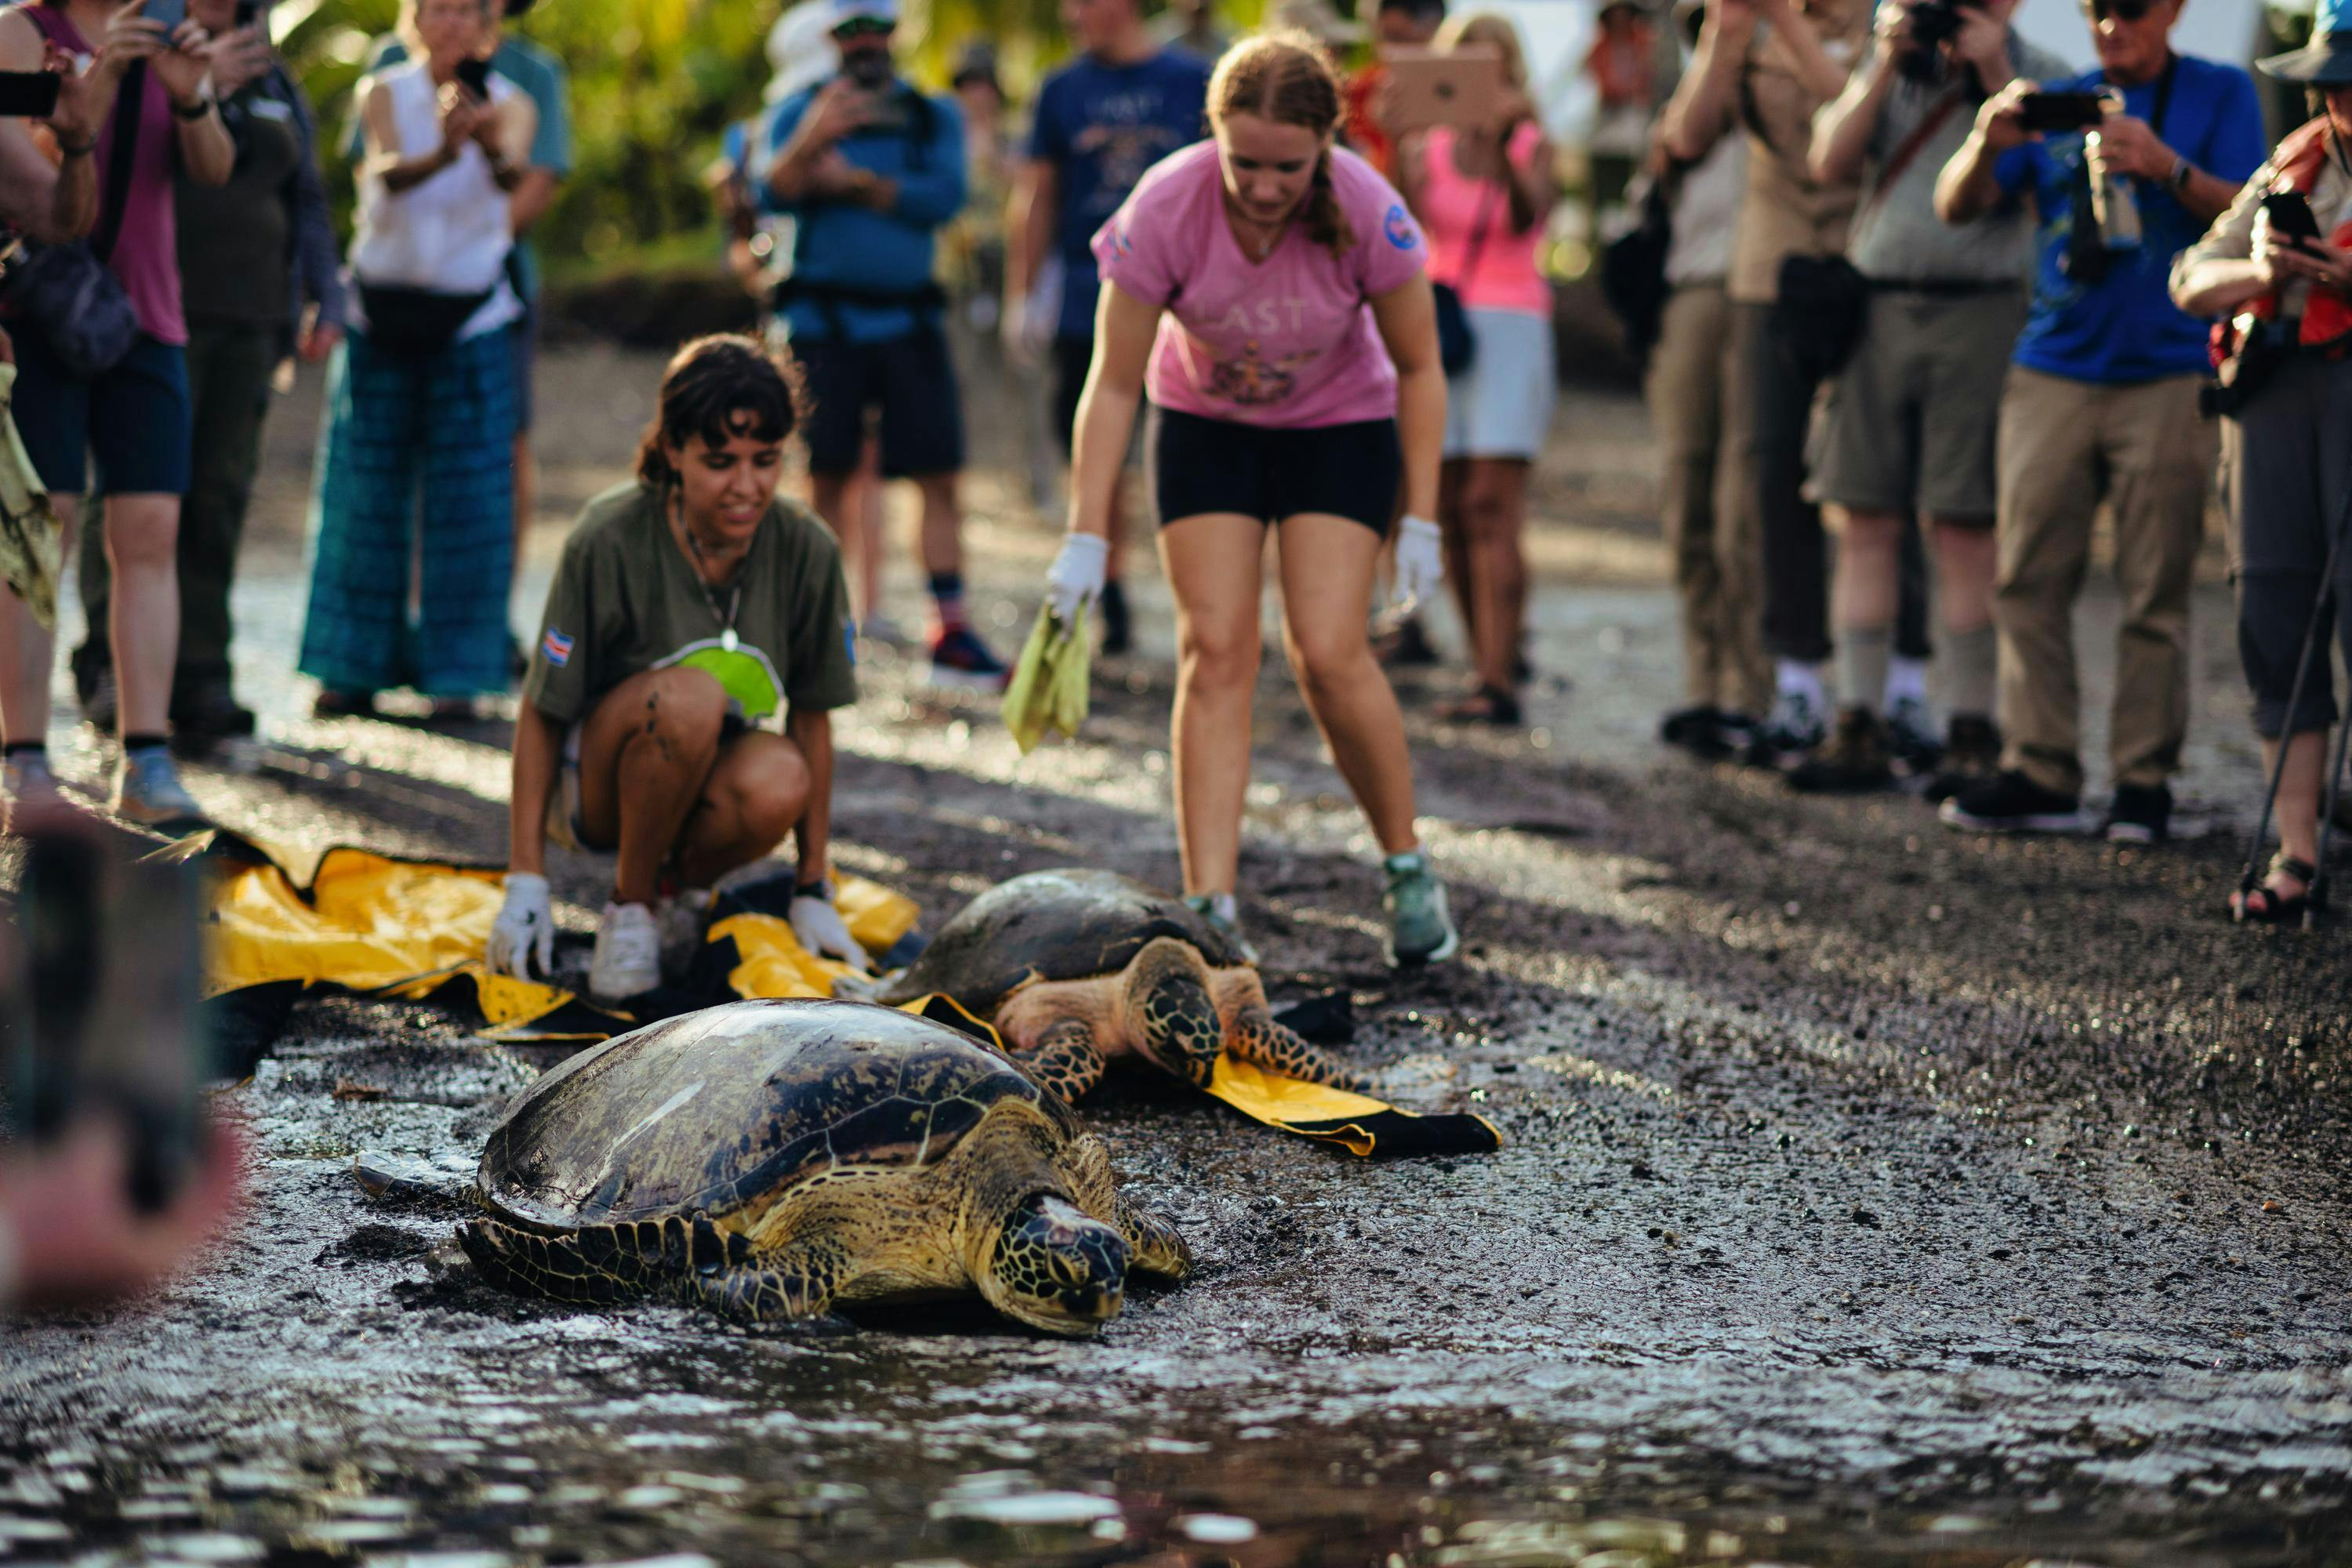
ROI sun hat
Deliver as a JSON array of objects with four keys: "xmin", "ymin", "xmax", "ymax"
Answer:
[
  {"xmin": 2259, "ymin": 0, "xmax": 2352, "ymax": 83},
  {"xmin": 764, "ymin": 0, "xmax": 841, "ymax": 103},
  {"xmin": 829, "ymin": 0, "xmax": 900, "ymax": 30},
  {"xmin": 1266, "ymin": 0, "xmax": 1367, "ymax": 45}
]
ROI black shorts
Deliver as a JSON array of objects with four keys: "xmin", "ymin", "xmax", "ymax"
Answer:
[
  {"xmin": 1148, "ymin": 406, "xmax": 1401, "ymax": 533},
  {"xmin": 1052, "ymin": 334, "xmax": 1091, "ymax": 456},
  {"xmin": 794, "ymin": 327, "xmax": 965, "ymax": 478}
]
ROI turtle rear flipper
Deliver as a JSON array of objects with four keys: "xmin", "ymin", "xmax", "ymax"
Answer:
[{"xmin": 459, "ymin": 1213, "xmax": 742, "ymax": 1306}]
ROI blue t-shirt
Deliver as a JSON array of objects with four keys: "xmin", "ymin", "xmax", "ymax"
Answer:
[
  {"xmin": 351, "ymin": 34, "xmax": 575, "ymax": 303},
  {"xmin": 1992, "ymin": 55, "xmax": 2264, "ymax": 384},
  {"xmin": 760, "ymin": 78, "xmax": 968, "ymax": 344},
  {"xmin": 1026, "ymin": 51, "xmax": 1210, "ymax": 339}
]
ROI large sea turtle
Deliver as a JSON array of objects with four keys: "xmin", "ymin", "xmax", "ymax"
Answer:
[
  {"xmin": 354, "ymin": 999, "xmax": 1189, "ymax": 1334},
  {"xmin": 870, "ymin": 869, "xmax": 1363, "ymax": 1104}
]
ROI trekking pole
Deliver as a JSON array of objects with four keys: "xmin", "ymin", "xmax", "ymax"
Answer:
[
  {"xmin": 2237, "ymin": 456, "xmax": 2352, "ymax": 913},
  {"xmin": 2304, "ymin": 699, "xmax": 2352, "ymax": 929}
]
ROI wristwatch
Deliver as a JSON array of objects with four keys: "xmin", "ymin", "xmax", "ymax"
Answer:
[
  {"xmin": 172, "ymin": 87, "xmax": 217, "ymax": 121},
  {"xmin": 2168, "ymin": 155, "xmax": 2194, "ymax": 194}
]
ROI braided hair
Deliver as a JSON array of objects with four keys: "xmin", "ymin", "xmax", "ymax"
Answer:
[{"xmin": 1209, "ymin": 31, "xmax": 1356, "ymax": 260}]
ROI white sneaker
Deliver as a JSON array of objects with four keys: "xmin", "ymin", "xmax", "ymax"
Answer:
[
  {"xmin": 111, "ymin": 748, "xmax": 206, "ymax": 826},
  {"xmin": 588, "ymin": 901, "xmax": 662, "ymax": 1000},
  {"xmin": 2, "ymin": 751, "xmax": 64, "ymax": 833}
]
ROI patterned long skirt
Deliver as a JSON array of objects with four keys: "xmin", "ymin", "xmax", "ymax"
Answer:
[{"xmin": 298, "ymin": 325, "xmax": 515, "ymax": 698}]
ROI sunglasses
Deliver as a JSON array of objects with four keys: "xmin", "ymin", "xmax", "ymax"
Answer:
[
  {"xmin": 832, "ymin": 16, "xmax": 895, "ymax": 38},
  {"xmin": 2081, "ymin": 0, "xmax": 2158, "ymax": 22}
]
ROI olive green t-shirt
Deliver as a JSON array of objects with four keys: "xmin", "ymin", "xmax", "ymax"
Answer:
[{"xmin": 522, "ymin": 483, "xmax": 858, "ymax": 728}]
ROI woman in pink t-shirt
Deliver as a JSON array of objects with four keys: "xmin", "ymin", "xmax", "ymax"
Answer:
[
  {"xmin": 1396, "ymin": 11, "xmax": 1555, "ymax": 726},
  {"xmin": 1039, "ymin": 31, "xmax": 1460, "ymax": 967}
]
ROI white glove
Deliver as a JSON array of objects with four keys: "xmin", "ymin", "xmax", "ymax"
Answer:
[
  {"xmin": 1392, "ymin": 514, "xmax": 1446, "ymax": 613},
  {"xmin": 486, "ymin": 872, "xmax": 554, "ymax": 980},
  {"xmin": 1044, "ymin": 532, "xmax": 1109, "ymax": 626},
  {"xmin": 790, "ymin": 884, "xmax": 873, "ymax": 974}
]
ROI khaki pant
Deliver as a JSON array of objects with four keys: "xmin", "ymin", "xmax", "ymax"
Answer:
[
  {"xmin": 1992, "ymin": 366, "xmax": 2216, "ymax": 795},
  {"xmin": 1649, "ymin": 284, "xmax": 1768, "ymax": 713}
]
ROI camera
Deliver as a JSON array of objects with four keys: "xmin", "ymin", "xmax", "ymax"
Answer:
[{"xmin": 1900, "ymin": 0, "xmax": 1974, "ymax": 81}]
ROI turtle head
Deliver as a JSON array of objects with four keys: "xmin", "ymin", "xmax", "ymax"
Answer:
[{"xmin": 978, "ymin": 1193, "xmax": 1129, "ymax": 1335}]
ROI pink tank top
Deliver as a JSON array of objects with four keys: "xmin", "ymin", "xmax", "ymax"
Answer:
[
  {"xmin": 21, "ymin": 2, "xmax": 187, "ymax": 346},
  {"xmin": 1417, "ymin": 123, "xmax": 1551, "ymax": 318}
]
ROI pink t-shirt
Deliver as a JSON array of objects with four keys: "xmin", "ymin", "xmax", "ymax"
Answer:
[
  {"xmin": 1417, "ymin": 124, "xmax": 1551, "ymax": 318},
  {"xmin": 1091, "ymin": 142, "xmax": 1426, "ymax": 429}
]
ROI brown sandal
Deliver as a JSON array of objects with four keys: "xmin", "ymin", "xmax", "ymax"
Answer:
[
  {"xmin": 2231, "ymin": 853, "xmax": 2315, "ymax": 924},
  {"xmin": 1439, "ymin": 684, "xmax": 1523, "ymax": 727}
]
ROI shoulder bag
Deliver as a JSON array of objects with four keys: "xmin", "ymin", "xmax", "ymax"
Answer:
[
  {"xmin": 3, "ymin": 53, "xmax": 147, "ymax": 380},
  {"xmin": 1431, "ymin": 160, "xmax": 1501, "ymax": 378}
]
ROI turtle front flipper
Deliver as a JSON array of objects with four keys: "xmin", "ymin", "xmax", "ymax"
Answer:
[
  {"xmin": 1229, "ymin": 1004, "xmax": 1367, "ymax": 1092},
  {"xmin": 1113, "ymin": 1196, "xmax": 1193, "ymax": 1280},
  {"xmin": 1122, "ymin": 936, "xmax": 1224, "ymax": 1088},
  {"xmin": 1011, "ymin": 1018, "xmax": 1109, "ymax": 1104}
]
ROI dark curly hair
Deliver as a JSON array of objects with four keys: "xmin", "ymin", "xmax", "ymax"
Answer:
[
  {"xmin": 635, "ymin": 335, "xmax": 803, "ymax": 490},
  {"xmin": 1210, "ymin": 31, "xmax": 1354, "ymax": 260}
]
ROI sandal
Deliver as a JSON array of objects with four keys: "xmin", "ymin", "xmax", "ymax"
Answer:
[
  {"xmin": 1439, "ymin": 684, "xmax": 1523, "ymax": 727},
  {"xmin": 2231, "ymin": 853, "xmax": 2315, "ymax": 924}
]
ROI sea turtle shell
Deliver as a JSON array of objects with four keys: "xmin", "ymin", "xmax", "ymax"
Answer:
[
  {"xmin": 874, "ymin": 868, "xmax": 1250, "ymax": 1019},
  {"xmin": 476, "ymin": 999, "xmax": 1069, "ymax": 1233}
]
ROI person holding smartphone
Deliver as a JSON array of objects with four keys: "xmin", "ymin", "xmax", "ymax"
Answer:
[
  {"xmin": 1045, "ymin": 32, "xmax": 1460, "ymax": 967},
  {"xmin": 296, "ymin": 0, "xmax": 534, "ymax": 720},
  {"xmin": 0, "ymin": 0, "xmax": 232, "ymax": 829},
  {"xmin": 70, "ymin": 0, "xmax": 345, "ymax": 749},
  {"xmin": 0, "ymin": 30, "xmax": 104, "ymax": 246},
  {"xmin": 2169, "ymin": 0, "xmax": 2352, "ymax": 921},
  {"xmin": 1933, "ymin": 0, "xmax": 2262, "ymax": 843}
]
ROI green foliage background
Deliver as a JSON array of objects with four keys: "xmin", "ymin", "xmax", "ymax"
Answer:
[{"xmin": 270, "ymin": 0, "xmax": 1267, "ymax": 281}]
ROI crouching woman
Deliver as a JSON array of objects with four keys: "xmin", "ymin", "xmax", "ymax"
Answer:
[
  {"xmin": 485, "ymin": 336, "xmax": 867, "ymax": 998},
  {"xmin": 2170, "ymin": 9, "xmax": 2352, "ymax": 923}
]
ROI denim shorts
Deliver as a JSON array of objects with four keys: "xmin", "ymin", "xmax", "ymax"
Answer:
[{"xmin": 11, "ymin": 329, "xmax": 193, "ymax": 497}]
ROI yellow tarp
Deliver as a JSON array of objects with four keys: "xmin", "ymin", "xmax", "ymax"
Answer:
[
  {"xmin": 1204, "ymin": 1055, "xmax": 1503, "ymax": 1158},
  {"xmin": 1000, "ymin": 604, "xmax": 1090, "ymax": 754}
]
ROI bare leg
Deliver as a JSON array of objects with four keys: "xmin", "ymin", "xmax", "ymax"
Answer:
[
  {"xmin": 2235, "ymin": 731, "xmax": 2328, "ymax": 916},
  {"xmin": 1825, "ymin": 504, "xmax": 1903, "ymax": 713},
  {"xmin": 574, "ymin": 666, "xmax": 728, "ymax": 906},
  {"xmin": 914, "ymin": 471, "xmax": 960, "ymax": 579},
  {"xmin": 1932, "ymin": 517, "xmax": 1998, "ymax": 634},
  {"xmin": 1438, "ymin": 459, "xmax": 1473, "ymax": 641},
  {"xmin": 105, "ymin": 494, "xmax": 183, "ymax": 738},
  {"xmin": 1276, "ymin": 514, "xmax": 1419, "ymax": 855},
  {"xmin": 1459, "ymin": 458, "xmax": 1530, "ymax": 693},
  {"xmin": 669, "ymin": 729, "xmax": 811, "ymax": 891},
  {"xmin": 0, "ymin": 496, "xmax": 73, "ymax": 743},
  {"xmin": 1157, "ymin": 514, "xmax": 1267, "ymax": 896}
]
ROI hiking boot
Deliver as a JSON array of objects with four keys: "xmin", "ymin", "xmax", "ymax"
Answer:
[
  {"xmin": 1382, "ymin": 850, "xmax": 1459, "ymax": 967},
  {"xmin": 1099, "ymin": 579, "xmax": 1132, "ymax": 657},
  {"xmin": 1182, "ymin": 891, "xmax": 1260, "ymax": 965},
  {"xmin": 1745, "ymin": 687, "xmax": 1827, "ymax": 769},
  {"xmin": 1884, "ymin": 692, "xmax": 1944, "ymax": 776},
  {"xmin": 2104, "ymin": 782, "xmax": 2172, "ymax": 845},
  {"xmin": 2, "ymin": 750, "xmax": 64, "ymax": 832},
  {"xmin": 1939, "ymin": 769, "xmax": 2082, "ymax": 835},
  {"xmin": 1785, "ymin": 706, "xmax": 1896, "ymax": 793},
  {"xmin": 1659, "ymin": 704, "xmax": 1726, "ymax": 756},
  {"xmin": 928, "ymin": 625, "xmax": 1011, "ymax": 692},
  {"xmin": 588, "ymin": 900, "xmax": 662, "ymax": 1000},
  {"xmin": 111, "ymin": 747, "xmax": 206, "ymax": 826},
  {"xmin": 1922, "ymin": 714, "xmax": 2001, "ymax": 804}
]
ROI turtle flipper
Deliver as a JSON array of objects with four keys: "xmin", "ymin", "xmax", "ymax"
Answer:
[
  {"xmin": 1114, "ymin": 1196, "xmax": 1192, "ymax": 1280},
  {"xmin": 1123, "ymin": 936, "xmax": 1223, "ymax": 1088},
  {"xmin": 1011, "ymin": 1018, "xmax": 1108, "ymax": 1104},
  {"xmin": 459, "ymin": 1214, "xmax": 739, "ymax": 1306},
  {"xmin": 1229, "ymin": 1004, "xmax": 1367, "ymax": 1091}
]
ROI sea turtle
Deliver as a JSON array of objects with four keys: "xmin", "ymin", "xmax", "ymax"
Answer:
[
  {"xmin": 354, "ymin": 998, "xmax": 1189, "ymax": 1334},
  {"xmin": 869, "ymin": 868, "xmax": 1364, "ymax": 1105}
]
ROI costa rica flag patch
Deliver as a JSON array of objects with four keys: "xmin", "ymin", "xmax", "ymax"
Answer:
[{"xmin": 541, "ymin": 628, "xmax": 574, "ymax": 667}]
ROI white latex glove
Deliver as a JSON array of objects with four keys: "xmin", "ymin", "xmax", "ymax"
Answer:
[
  {"xmin": 790, "ymin": 885, "xmax": 873, "ymax": 974},
  {"xmin": 1044, "ymin": 532, "xmax": 1109, "ymax": 626},
  {"xmin": 486, "ymin": 872, "xmax": 554, "ymax": 980},
  {"xmin": 1391, "ymin": 514, "xmax": 1445, "ymax": 614}
]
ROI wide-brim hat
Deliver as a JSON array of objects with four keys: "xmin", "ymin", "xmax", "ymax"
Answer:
[{"xmin": 2259, "ymin": 0, "xmax": 2352, "ymax": 82}]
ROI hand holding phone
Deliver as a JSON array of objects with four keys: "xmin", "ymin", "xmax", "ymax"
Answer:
[
  {"xmin": 2262, "ymin": 188, "xmax": 2323, "ymax": 247},
  {"xmin": 2016, "ymin": 91, "xmax": 2108, "ymax": 134},
  {"xmin": 454, "ymin": 55, "xmax": 492, "ymax": 100},
  {"xmin": 0, "ymin": 71, "xmax": 63, "ymax": 119}
]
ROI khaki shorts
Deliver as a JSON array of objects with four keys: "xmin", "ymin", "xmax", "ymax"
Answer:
[{"xmin": 1809, "ymin": 287, "xmax": 2026, "ymax": 523}]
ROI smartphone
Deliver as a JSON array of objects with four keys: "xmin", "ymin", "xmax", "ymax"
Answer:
[
  {"xmin": 1382, "ymin": 47, "xmax": 1508, "ymax": 132},
  {"xmin": 234, "ymin": 0, "xmax": 260, "ymax": 28},
  {"xmin": 455, "ymin": 55, "xmax": 492, "ymax": 99},
  {"xmin": 144, "ymin": 0, "xmax": 187, "ymax": 33},
  {"xmin": 2263, "ymin": 188, "xmax": 2323, "ymax": 245},
  {"xmin": 2016, "ymin": 91, "xmax": 2108, "ymax": 133},
  {"xmin": 5, "ymin": 829, "xmax": 210, "ymax": 1212},
  {"xmin": 0, "ymin": 70, "xmax": 61, "ymax": 118}
]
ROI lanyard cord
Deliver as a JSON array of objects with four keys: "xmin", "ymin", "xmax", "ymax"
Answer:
[{"xmin": 670, "ymin": 486, "xmax": 746, "ymax": 648}]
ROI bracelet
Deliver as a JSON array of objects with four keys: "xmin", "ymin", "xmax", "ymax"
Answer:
[
  {"xmin": 172, "ymin": 95, "xmax": 215, "ymax": 121},
  {"xmin": 54, "ymin": 133, "xmax": 95, "ymax": 158},
  {"xmin": 2169, "ymin": 156, "xmax": 2194, "ymax": 194}
]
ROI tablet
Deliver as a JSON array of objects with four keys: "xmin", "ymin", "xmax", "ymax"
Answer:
[{"xmin": 1382, "ymin": 47, "xmax": 1508, "ymax": 133}]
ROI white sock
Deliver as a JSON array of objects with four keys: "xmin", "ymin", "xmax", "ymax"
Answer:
[
  {"xmin": 1834, "ymin": 627, "xmax": 1893, "ymax": 718},
  {"xmin": 1885, "ymin": 655, "xmax": 1929, "ymax": 708},
  {"xmin": 1775, "ymin": 659, "xmax": 1825, "ymax": 710}
]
